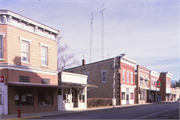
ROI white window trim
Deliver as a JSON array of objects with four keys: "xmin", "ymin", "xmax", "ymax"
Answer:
[
  {"xmin": 19, "ymin": 37, "xmax": 31, "ymax": 44},
  {"xmin": 127, "ymin": 71, "xmax": 129, "ymax": 83},
  {"xmin": 41, "ymin": 46, "xmax": 48, "ymax": 66},
  {"xmin": 122, "ymin": 70, "xmax": 125, "ymax": 83},
  {"xmin": 0, "ymin": 33, "xmax": 6, "ymax": 60},
  {"xmin": 39, "ymin": 43, "xmax": 50, "ymax": 49},
  {"xmin": 101, "ymin": 70, "xmax": 107, "ymax": 83},
  {"xmin": 84, "ymin": 72, "xmax": 89, "ymax": 83},
  {"xmin": 131, "ymin": 72, "xmax": 133, "ymax": 84},
  {"xmin": 20, "ymin": 38, "xmax": 30, "ymax": 63},
  {"xmin": 41, "ymin": 64, "xmax": 48, "ymax": 67}
]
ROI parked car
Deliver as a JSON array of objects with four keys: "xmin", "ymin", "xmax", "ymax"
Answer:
[{"xmin": 177, "ymin": 98, "xmax": 180, "ymax": 101}]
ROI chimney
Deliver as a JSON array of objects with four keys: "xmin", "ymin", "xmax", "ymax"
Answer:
[
  {"xmin": 82, "ymin": 55, "xmax": 85, "ymax": 66},
  {"xmin": 82, "ymin": 59, "xmax": 85, "ymax": 66}
]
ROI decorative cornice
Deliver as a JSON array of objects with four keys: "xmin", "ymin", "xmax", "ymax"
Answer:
[
  {"xmin": 120, "ymin": 84, "xmax": 136, "ymax": 89},
  {"xmin": 120, "ymin": 56, "xmax": 136, "ymax": 67},
  {"xmin": 150, "ymin": 70, "xmax": 160, "ymax": 78}
]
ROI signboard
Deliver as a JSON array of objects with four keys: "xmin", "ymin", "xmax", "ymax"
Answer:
[
  {"xmin": 0, "ymin": 76, "xmax": 5, "ymax": 83},
  {"xmin": 0, "ymin": 75, "xmax": 5, "ymax": 85}
]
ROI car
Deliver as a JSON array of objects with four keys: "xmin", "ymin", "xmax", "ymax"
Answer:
[{"xmin": 177, "ymin": 98, "xmax": 180, "ymax": 101}]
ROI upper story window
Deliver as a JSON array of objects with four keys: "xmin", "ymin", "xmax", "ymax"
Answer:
[
  {"xmin": 19, "ymin": 76, "xmax": 30, "ymax": 83},
  {"xmin": 140, "ymin": 79, "xmax": 143, "ymax": 85},
  {"xmin": 145, "ymin": 80, "xmax": 147, "ymax": 85},
  {"xmin": 101, "ymin": 70, "xmax": 107, "ymax": 83},
  {"xmin": 123, "ymin": 70, "xmax": 125, "ymax": 82},
  {"xmin": 84, "ymin": 72, "xmax": 89, "ymax": 83},
  {"xmin": 41, "ymin": 78, "xmax": 50, "ymax": 84},
  {"xmin": 21, "ymin": 41, "xmax": 30, "ymax": 62},
  {"xmin": 127, "ymin": 71, "xmax": 129, "ymax": 83},
  {"xmin": 41, "ymin": 46, "xmax": 48, "ymax": 66},
  {"xmin": 0, "ymin": 33, "xmax": 5, "ymax": 60},
  {"xmin": 131, "ymin": 72, "xmax": 133, "ymax": 84}
]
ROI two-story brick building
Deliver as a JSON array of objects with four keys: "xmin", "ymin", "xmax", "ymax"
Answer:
[
  {"xmin": 0, "ymin": 10, "xmax": 60, "ymax": 114},
  {"xmin": 135, "ymin": 65, "xmax": 150, "ymax": 104},
  {"xmin": 159, "ymin": 72, "xmax": 173, "ymax": 101},
  {"xmin": 64, "ymin": 54, "xmax": 137, "ymax": 105}
]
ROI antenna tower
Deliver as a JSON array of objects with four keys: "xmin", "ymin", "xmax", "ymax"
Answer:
[
  {"xmin": 100, "ymin": 3, "xmax": 106, "ymax": 60},
  {"xmin": 90, "ymin": 13, "xmax": 93, "ymax": 63}
]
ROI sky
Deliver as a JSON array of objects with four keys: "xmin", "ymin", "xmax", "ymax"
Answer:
[{"xmin": 1, "ymin": 0, "xmax": 180, "ymax": 81}]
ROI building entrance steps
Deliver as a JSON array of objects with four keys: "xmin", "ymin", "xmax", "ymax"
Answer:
[{"xmin": 1, "ymin": 101, "xmax": 176, "ymax": 120}]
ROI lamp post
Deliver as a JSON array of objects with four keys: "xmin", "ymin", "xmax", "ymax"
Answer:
[{"xmin": 113, "ymin": 53, "xmax": 125, "ymax": 108}]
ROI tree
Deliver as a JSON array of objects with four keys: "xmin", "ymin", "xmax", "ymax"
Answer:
[{"xmin": 57, "ymin": 35, "xmax": 80, "ymax": 72}]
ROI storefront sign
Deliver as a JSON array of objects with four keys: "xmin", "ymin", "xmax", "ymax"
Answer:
[{"xmin": 0, "ymin": 75, "xmax": 5, "ymax": 85}]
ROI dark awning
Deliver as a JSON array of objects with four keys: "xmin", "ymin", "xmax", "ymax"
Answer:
[{"xmin": 7, "ymin": 81, "xmax": 69, "ymax": 88}]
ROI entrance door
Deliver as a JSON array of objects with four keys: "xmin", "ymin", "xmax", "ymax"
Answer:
[
  {"xmin": 74, "ymin": 88, "xmax": 78, "ymax": 107},
  {"xmin": 126, "ymin": 88, "xmax": 129, "ymax": 104},
  {"xmin": 0, "ymin": 92, "xmax": 3, "ymax": 115}
]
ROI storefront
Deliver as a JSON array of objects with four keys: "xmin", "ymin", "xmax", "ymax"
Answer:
[
  {"xmin": 7, "ymin": 81, "xmax": 67, "ymax": 114},
  {"xmin": 58, "ymin": 72, "xmax": 90, "ymax": 110}
]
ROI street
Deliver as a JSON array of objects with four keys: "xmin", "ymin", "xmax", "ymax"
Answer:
[{"xmin": 37, "ymin": 102, "xmax": 179, "ymax": 119}]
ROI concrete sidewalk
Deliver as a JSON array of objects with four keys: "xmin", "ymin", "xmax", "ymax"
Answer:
[{"xmin": 1, "ymin": 101, "xmax": 176, "ymax": 120}]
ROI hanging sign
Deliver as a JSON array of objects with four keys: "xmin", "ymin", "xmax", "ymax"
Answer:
[{"xmin": 0, "ymin": 75, "xmax": 5, "ymax": 85}]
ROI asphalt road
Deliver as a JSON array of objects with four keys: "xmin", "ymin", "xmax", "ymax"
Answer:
[{"xmin": 37, "ymin": 102, "xmax": 180, "ymax": 119}]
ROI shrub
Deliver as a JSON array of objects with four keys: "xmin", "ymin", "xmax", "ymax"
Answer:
[{"xmin": 87, "ymin": 98, "xmax": 112, "ymax": 108}]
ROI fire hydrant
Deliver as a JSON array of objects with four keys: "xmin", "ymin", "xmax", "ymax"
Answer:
[{"xmin": 17, "ymin": 108, "xmax": 22, "ymax": 117}]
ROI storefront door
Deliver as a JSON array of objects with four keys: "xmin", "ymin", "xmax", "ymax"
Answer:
[
  {"xmin": 74, "ymin": 88, "xmax": 78, "ymax": 107},
  {"xmin": 126, "ymin": 88, "xmax": 129, "ymax": 104},
  {"xmin": 0, "ymin": 92, "xmax": 3, "ymax": 115}
]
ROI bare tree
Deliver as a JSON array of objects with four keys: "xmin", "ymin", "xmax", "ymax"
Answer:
[{"xmin": 57, "ymin": 35, "xmax": 80, "ymax": 72}]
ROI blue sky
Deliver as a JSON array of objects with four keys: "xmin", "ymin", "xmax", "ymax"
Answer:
[{"xmin": 1, "ymin": 0, "xmax": 179, "ymax": 81}]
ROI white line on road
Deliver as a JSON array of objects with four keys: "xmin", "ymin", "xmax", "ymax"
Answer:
[{"xmin": 136, "ymin": 107, "xmax": 179, "ymax": 119}]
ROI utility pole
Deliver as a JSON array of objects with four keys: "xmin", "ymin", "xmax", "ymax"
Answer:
[
  {"xmin": 90, "ymin": 13, "xmax": 93, "ymax": 63},
  {"xmin": 100, "ymin": 4, "xmax": 106, "ymax": 60}
]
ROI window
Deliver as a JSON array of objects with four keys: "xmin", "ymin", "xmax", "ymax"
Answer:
[
  {"xmin": 84, "ymin": 72, "xmax": 89, "ymax": 83},
  {"xmin": 145, "ymin": 80, "xmax": 147, "ymax": 85},
  {"xmin": 122, "ymin": 92, "xmax": 125, "ymax": 100},
  {"xmin": 140, "ymin": 79, "xmax": 143, "ymax": 85},
  {"xmin": 123, "ymin": 70, "xmax": 125, "ymax": 82},
  {"xmin": 41, "ymin": 78, "xmax": 50, "ymax": 84},
  {"xmin": 101, "ymin": 70, "xmax": 107, "ymax": 83},
  {"xmin": 127, "ymin": 71, "xmax": 129, "ymax": 83},
  {"xmin": 38, "ymin": 89, "xmax": 53, "ymax": 106},
  {"xmin": 41, "ymin": 46, "xmax": 48, "ymax": 66},
  {"xmin": 130, "ymin": 92, "xmax": 133, "ymax": 100},
  {"xmin": 0, "ymin": 35, "xmax": 3, "ymax": 59},
  {"xmin": 131, "ymin": 72, "xmax": 133, "ymax": 84},
  {"xmin": 79, "ymin": 88, "xmax": 85, "ymax": 103},
  {"xmin": 21, "ymin": 41, "xmax": 29, "ymax": 62},
  {"xmin": 19, "ymin": 76, "xmax": 30, "ymax": 83},
  {"xmin": 15, "ymin": 87, "xmax": 33, "ymax": 106}
]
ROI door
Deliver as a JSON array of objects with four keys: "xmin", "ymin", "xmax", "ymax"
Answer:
[
  {"xmin": 126, "ymin": 88, "xmax": 129, "ymax": 104},
  {"xmin": 0, "ymin": 92, "xmax": 3, "ymax": 115},
  {"xmin": 74, "ymin": 88, "xmax": 78, "ymax": 107}
]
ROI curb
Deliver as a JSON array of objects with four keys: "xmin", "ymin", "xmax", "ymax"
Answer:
[{"xmin": 3, "ymin": 116, "xmax": 40, "ymax": 120}]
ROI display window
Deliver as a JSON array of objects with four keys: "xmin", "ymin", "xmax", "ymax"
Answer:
[{"xmin": 38, "ymin": 89, "xmax": 53, "ymax": 106}]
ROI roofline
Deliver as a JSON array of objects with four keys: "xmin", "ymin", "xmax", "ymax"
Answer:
[{"xmin": 0, "ymin": 9, "xmax": 59, "ymax": 35}]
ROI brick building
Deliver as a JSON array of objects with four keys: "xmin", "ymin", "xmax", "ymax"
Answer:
[
  {"xmin": 135, "ymin": 65, "xmax": 150, "ymax": 104},
  {"xmin": 0, "ymin": 10, "xmax": 60, "ymax": 114},
  {"xmin": 159, "ymin": 72, "xmax": 173, "ymax": 101},
  {"xmin": 64, "ymin": 54, "xmax": 137, "ymax": 105}
]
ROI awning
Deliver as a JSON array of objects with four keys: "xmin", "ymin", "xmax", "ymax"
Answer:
[
  {"xmin": 145, "ymin": 77, "xmax": 150, "ymax": 81},
  {"xmin": 7, "ymin": 81, "xmax": 69, "ymax": 88},
  {"xmin": 62, "ymin": 82, "xmax": 98, "ymax": 88},
  {"xmin": 140, "ymin": 76, "xmax": 144, "ymax": 80}
]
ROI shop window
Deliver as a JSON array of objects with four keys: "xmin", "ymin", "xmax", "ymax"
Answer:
[
  {"xmin": 130, "ymin": 92, "xmax": 133, "ymax": 100},
  {"xmin": 122, "ymin": 92, "xmax": 125, "ymax": 100},
  {"xmin": 63, "ymin": 88, "xmax": 70, "ymax": 103},
  {"xmin": 15, "ymin": 87, "xmax": 33, "ymax": 106},
  {"xmin": 38, "ymin": 89, "xmax": 53, "ymax": 106},
  {"xmin": 79, "ymin": 89, "xmax": 85, "ymax": 103},
  {"xmin": 41, "ymin": 78, "xmax": 50, "ymax": 84},
  {"xmin": 126, "ymin": 94, "xmax": 129, "ymax": 101},
  {"xmin": 19, "ymin": 76, "xmax": 30, "ymax": 83}
]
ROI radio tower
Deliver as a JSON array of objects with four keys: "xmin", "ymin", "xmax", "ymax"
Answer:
[
  {"xmin": 100, "ymin": 3, "xmax": 106, "ymax": 60},
  {"xmin": 90, "ymin": 13, "xmax": 93, "ymax": 63}
]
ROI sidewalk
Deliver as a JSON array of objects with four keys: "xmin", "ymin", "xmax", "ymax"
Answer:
[{"xmin": 1, "ymin": 101, "xmax": 176, "ymax": 120}]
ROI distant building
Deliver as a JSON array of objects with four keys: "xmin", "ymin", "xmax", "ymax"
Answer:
[{"xmin": 64, "ymin": 55, "xmax": 137, "ymax": 105}]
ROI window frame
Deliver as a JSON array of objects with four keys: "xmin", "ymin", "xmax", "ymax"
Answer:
[
  {"xmin": 0, "ymin": 33, "xmax": 5, "ymax": 60},
  {"xmin": 101, "ymin": 70, "xmax": 107, "ymax": 83},
  {"xmin": 131, "ymin": 72, "xmax": 133, "ymax": 84},
  {"xmin": 20, "ymin": 37, "xmax": 31, "ymax": 63},
  {"xmin": 41, "ymin": 46, "xmax": 48, "ymax": 66},
  {"xmin": 122, "ymin": 70, "xmax": 125, "ymax": 83},
  {"xmin": 127, "ymin": 71, "xmax": 129, "ymax": 83}
]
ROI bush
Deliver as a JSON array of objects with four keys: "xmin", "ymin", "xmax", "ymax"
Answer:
[{"xmin": 87, "ymin": 98, "xmax": 112, "ymax": 108}]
